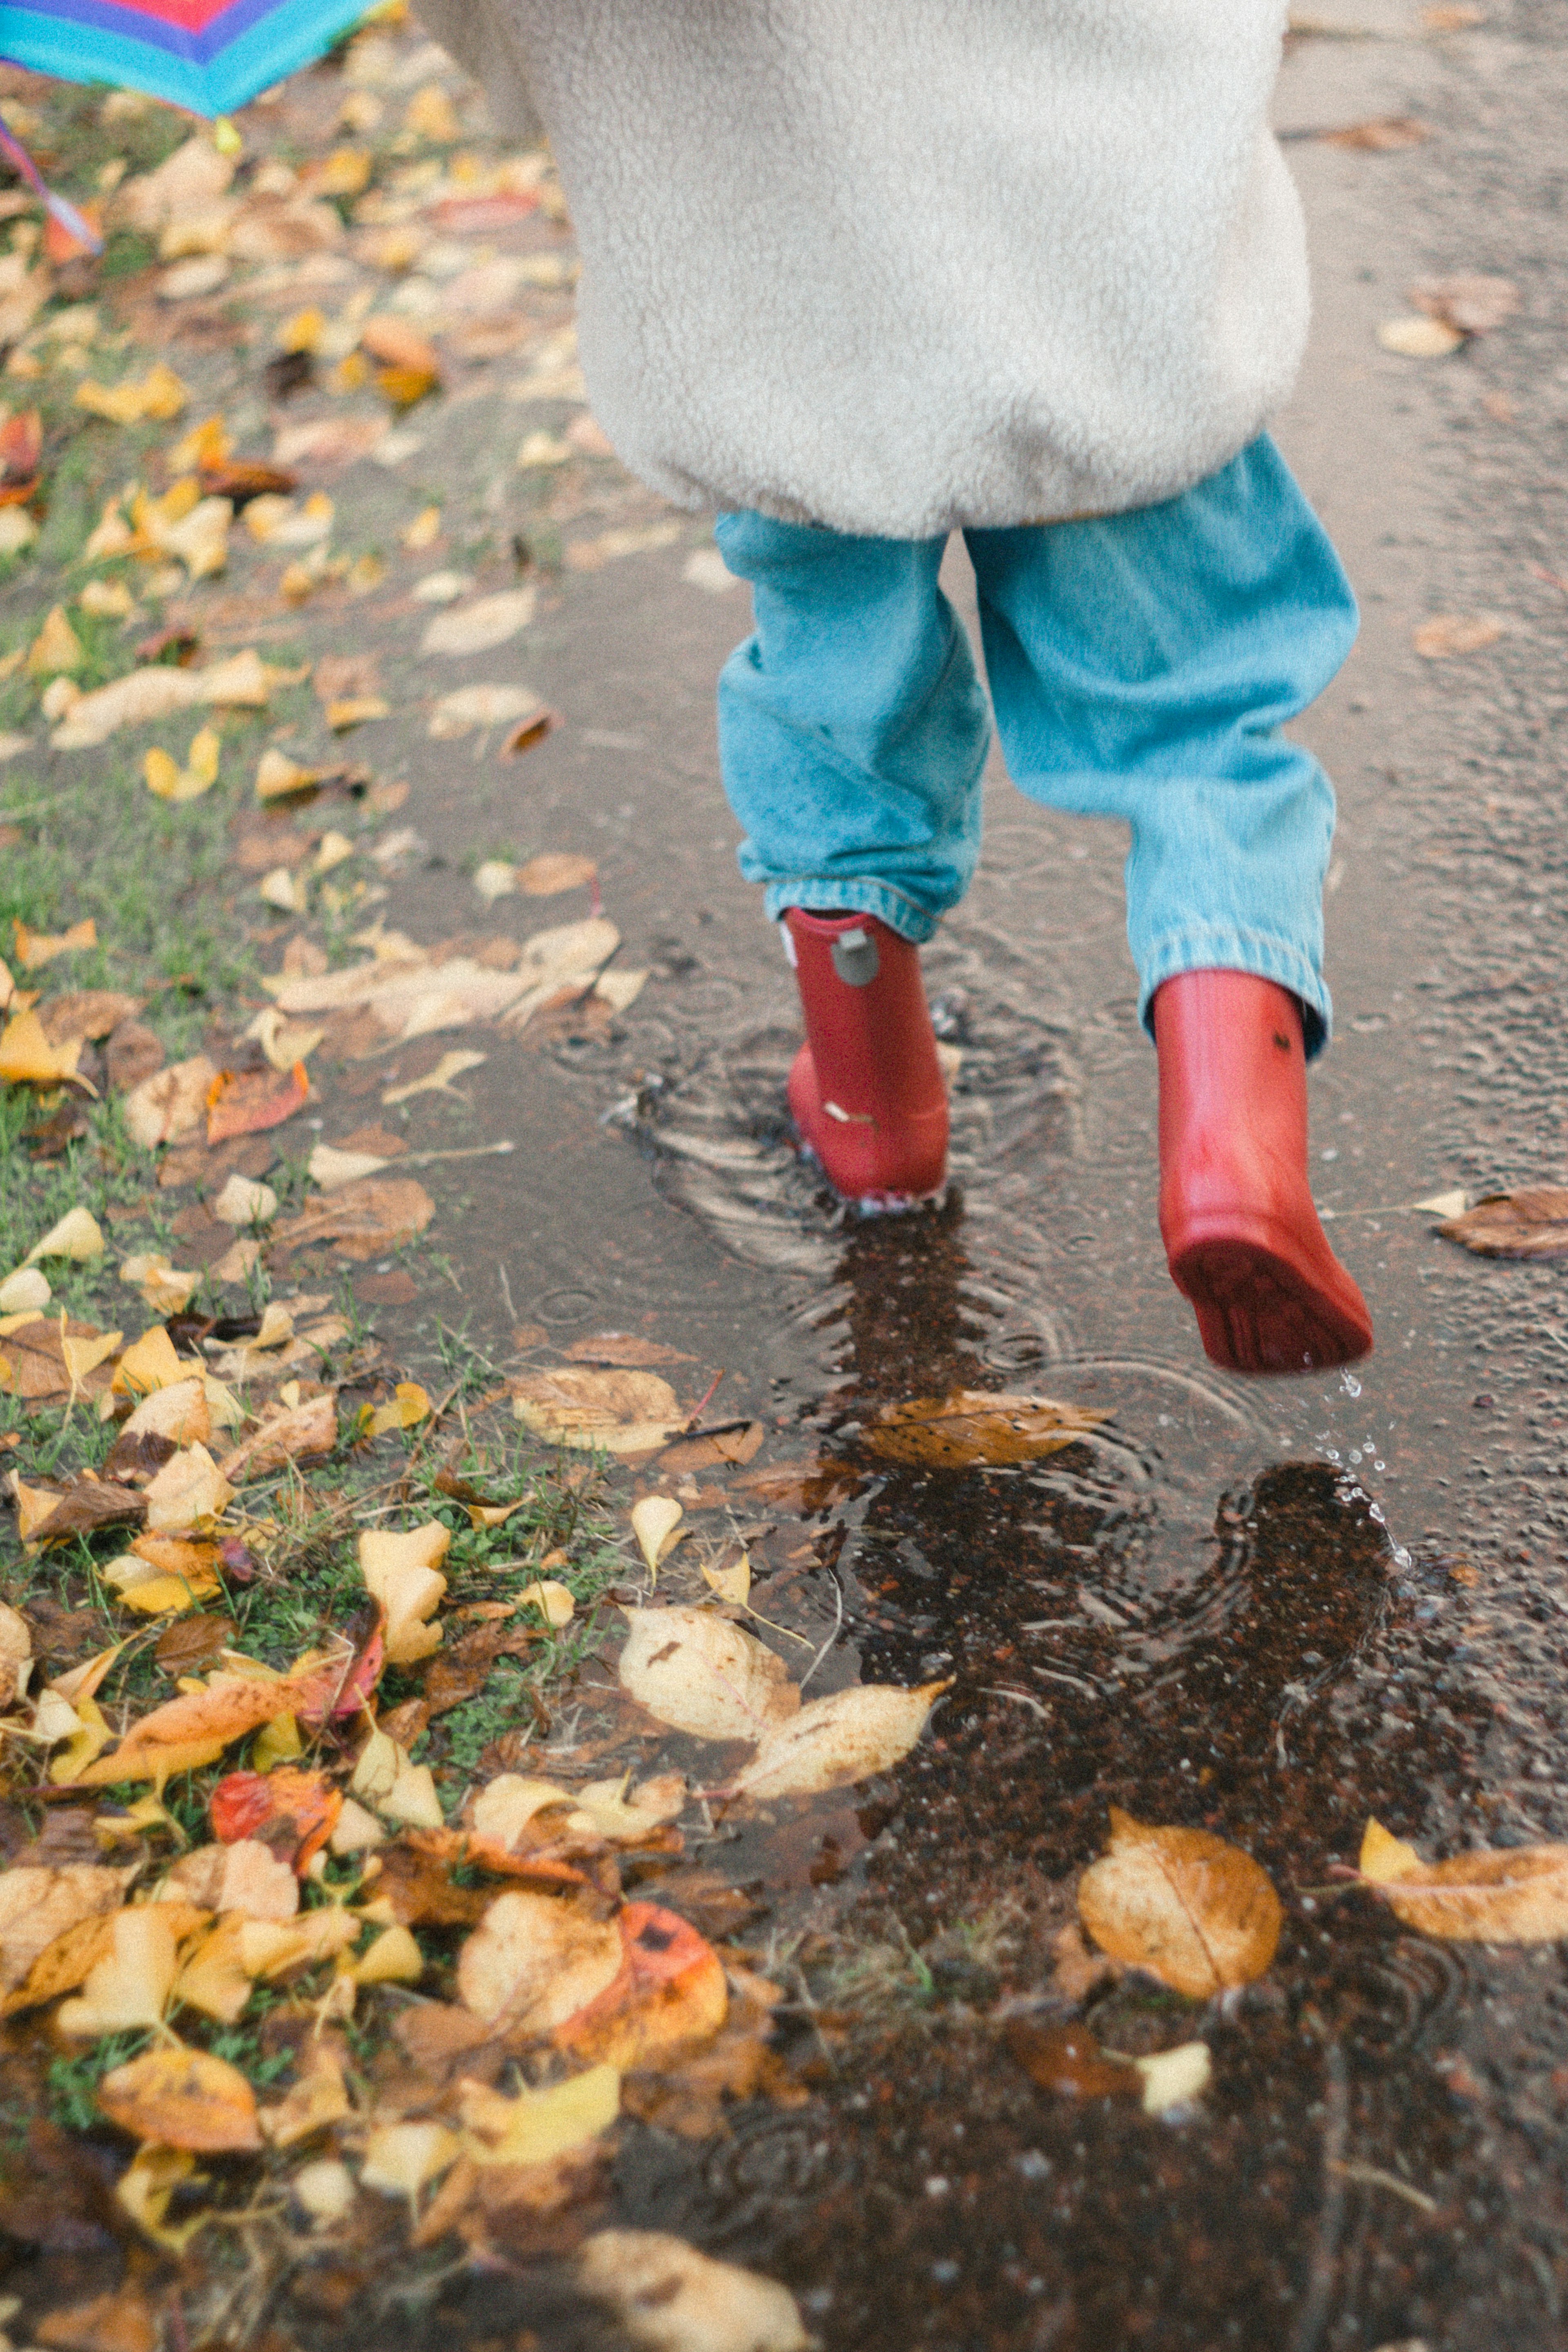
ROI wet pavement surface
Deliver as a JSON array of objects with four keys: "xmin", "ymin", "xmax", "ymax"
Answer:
[
  {"xmin": 277, "ymin": 9, "xmax": 1568, "ymax": 2344},
  {"xmin": 9, "ymin": 4, "xmax": 1568, "ymax": 2345}
]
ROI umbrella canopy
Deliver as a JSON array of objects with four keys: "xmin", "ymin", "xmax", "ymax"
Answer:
[{"xmin": 0, "ymin": 0, "xmax": 372, "ymax": 118}]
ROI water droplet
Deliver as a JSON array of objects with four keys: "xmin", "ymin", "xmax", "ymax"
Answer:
[{"xmin": 1341, "ymin": 1373, "xmax": 1363, "ymax": 1398}]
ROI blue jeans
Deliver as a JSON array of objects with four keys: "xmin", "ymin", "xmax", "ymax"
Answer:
[{"xmin": 714, "ymin": 435, "xmax": 1357, "ymax": 1055}]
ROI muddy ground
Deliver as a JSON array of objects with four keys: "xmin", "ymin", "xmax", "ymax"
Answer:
[{"xmin": 4, "ymin": 2, "xmax": 1568, "ymax": 2347}]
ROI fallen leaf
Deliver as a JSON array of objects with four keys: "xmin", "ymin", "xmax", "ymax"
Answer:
[
  {"xmin": 1359, "ymin": 1815, "xmax": 1568, "ymax": 1940},
  {"xmin": 1376, "ymin": 315, "xmax": 1465, "ymax": 357},
  {"xmin": 206, "ymin": 1060, "xmax": 310, "ymax": 1144},
  {"xmin": 1003, "ymin": 2019, "xmax": 1141, "ymax": 2102},
  {"xmin": 577, "ymin": 2232, "xmax": 808, "ymax": 2352},
  {"xmin": 118, "ymin": 1255, "xmax": 198, "ymax": 1316},
  {"xmin": 98, "ymin": 2046, "xmax": 261, "ymax": 2151},
  {"xmin": 75, "ymin": 363, "xmax": 189, "ymax": 425},
  {"xmin": 731, "ymin": 1680, "xmax": 944, "ymax": 1799},
  {"xmin": 631, "ymin": 1495, "xmax": 684, "ymax": 1578},
  {"xmin": 360, "ymin": 2118, "xmax": 462, "ymax": 2199},
  {"xmin": 37, "ymin": 991, "xmax": 143, "ymax": 1048},
  {"xmin": 57, "ymin": 1906, "xmax": 182, "ymax": 2036},
  {"xmin": 0, "ymin": 1011, "xmax": 82, "ymax": 1087},
  {"xmin": 220, "ymin": 1396, "xmax": 338, "ymax": 1481},
  {"xmin": 210, "ymin": 1766, "xmax": 342, "ymax": 1868},
  {"xmin": 1076, "ymin": 1808, "xmax": 1283, "ymax": 1998},
  {"xmin": 512, "ymin": 1366, "xmax": 685, "ymax": 1454},
  {"xmin": 565, "ymin": 1333, "xmax": 695, "ymax": 1368},
  {"xmin": 363, "ymin": 1380, "xmax": 431, "ymax": 1437},
  {"xmin": 51, "ymin": 650, "xmax": 297, "ymax": 752},
  {"xmin": 1, "ymin": 1320, "xmax": 122, "ymax": 1406},
  {"xmin": 519, "ymin": 853, "xmax": 596, "ymax": 896},
  {"xmin": 12, "ymin": 1472, "xmax": 145, "ymax": 1547},
  {"xmin": 1438, "ymin": 1187, "xmax": 1568, "ymax": 1257},
  {"xmin": 144, "ymin": 1443, "xmax": 235, "ymax": 1532},
  {"xmin": 518, "ymin": 1578, "xmax": 575, "ymax": 1627},
  {"xmin": 1132, "ymin": 2039, "xmax": 1214, "ymax": 2115},
  {"xmin": 26, "ymin": 1206, "xmax": 104, "ymax": 1264},
  {"xmin": 211, "ymin": 1173, "xmax": 278, "ymax": 1225},
  {"xmin": 617, "ymin": 1606, "xmax": 798, "ymax": 1744},
  {"xmin": 864, "ymin": 1389, "xmax": 1109, "ymax": 1468},
  {"xmin": 459, "ymin": 2063, "xmax": 621, "ymax": 2168},
  {"xmin": 1320, "ymin": 114, "xmax": 1432, "ymax": 148},
  {"xmin": 458, "ymin": 1890, "xmax": 624, "ymax": 2029},
  {"xmin": 1414, "ymin": 1187, "xmax": 1468, "ymax": 1218},
  {"xmin": 122, "ymin": 1054, "xmax": 219, "ymax": 1149},
  {"xmin": 0, "ymin": 1864, "xmax": 132, "ymax": 1991},
  {"xmin": 160, "ymin": 1838, "xmax": 298, "ymax": 1920},
  {"xmin": 114, "ymin": 2143, "xmax": 208, "ymax": 2254},
  {"xmin": 421, "ymin": 586, "xmax": 537, "ymax": 657},
  {"xmin": 382, "ymin": 1049, "xmax": 487, "ymax": 1104},
  {"xmin": 0, "ymin": 1267, "xmax": 49, "ymax": 1313},
  {"xmin": 1412, "ymin": 612, "xmax": 1505, "ymax": 657},
  {"xmin": 359, "ymin": 1522, "xmax": 450, "ymax": 1663},
  {"xmin": 26, "ymin": 606, "xmax": 85, "ymax": 678},
  {"xmin": 258, "ymin": 2037, "xmax": 351, "ymax": 2146},
  {"xmin": 144, "ymin": 726, "xmax": 220, "ymax": 803},
  {"xmin": 13, "ymin": 916, "xmax": 96, "ymax": 970},
  {"xmin": 271, "ymin": 1175, "xmax": 434, "ymax": 1260},
  {"xmin": 78, "ymin": 1656, "xmax": 346, "ymax": 1788},
  {"xmin": 428, "ymin": 682, "xmax": 539, "ymax": 739},
  {"xmin": 559, "ymin": 1903, "xmax": 728, "ymax": 2069},
  {"xmin": 1408, "ymin": 273, "xmax": 1520, "ymax": 334}
]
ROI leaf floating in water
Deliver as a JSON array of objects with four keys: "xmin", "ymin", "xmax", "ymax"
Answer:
[
  {"xmin": 512, "ymin": 1366, "xmax": 686, "ymax": 1454},
  {"xmin": 1437, "ymin": 1188, "xmax": 1568, "ymax": 1259},
  {"xmin": 618, "ymin": 1605, "xmax": 797, "ymax": 1745},
  {"xmin": 1359, "ymin": 1815, "xmax": 1568, "ymax": 1942},
  {"xmin": 863, "ymin": 1388, "xmax": 1110, "ymax": 1469},
  {"xmin": 1076, "ymin": 1808, "xmax": 1283, "ymax": 1999},
  {"xmin": 577, "ymin": 2231, "xmax": 808, "ymax": 2352},
  {"xmin": 730, "ymin": 1681, "xmax": 946, "ymax": 1800}
]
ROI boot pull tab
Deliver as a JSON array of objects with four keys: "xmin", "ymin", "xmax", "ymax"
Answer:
[{"xmin": 830, "ymin": 927, "xmax": 880, "ymax": 987}]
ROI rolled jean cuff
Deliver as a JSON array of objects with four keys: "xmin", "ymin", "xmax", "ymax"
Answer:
[
  {"xmin": 1138, "ymin": 926, "xmax": 1332, "ymax": 1059},
  {"xmin": 762, "ymin": 877, "xmax": 940, "ymax": 944}
]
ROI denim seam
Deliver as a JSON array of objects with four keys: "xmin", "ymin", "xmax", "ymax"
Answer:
[
  {"xmin": 763, "ymin": 877, "xmax": 940, "ymax": 943},
  {"xmin": 1137, "ymin": 924, "xmax": 1332, "ymax": 1055}
]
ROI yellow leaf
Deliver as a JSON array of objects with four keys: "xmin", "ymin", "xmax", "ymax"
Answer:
[
  {"xmin": 458, "ymin": 2064, "xmax": 620, "ymax": 2167},
  {"xmin": 50, "ymin": 1692, "xmax": 113, "ymax": 1783},
  {"xmin": 118, "ymin": 1254, "xmax": 198, "ymax": 1315},
  {"xmin": 258, "ymin": 2042, "xmax": 350, "ymax": 2147},
  {"xmin": 26, "ymin": 604, "xmax": 85, "ymax": 677},
  {"xmin": 402, "ymin": 504, "xmax": 441, "ymax": 551},
  {"xmin": 252, "ymin": 1711, "xmax": 302, "ymax": 1772},
  {"xmin": 60, "ymin": 1326, "xmax": 122, "ymax": 1394},
  {"xmin": 98, "ymin": 2044, "xmax": 261, "ymax": 2149},
  {"xmin": 1076, "ymin": 1809, "xmax": 1283, "ymax": 1999},
  {"xmin": 113, "ymin": 1324, "xmax": 189, "ymax": 1396},
  {"xmin": 13, "ymin": 915, "xmax": 96, "ymax": 968},
  {"xmin": 0, "ymin": 1009, "xmax": 80, "ymax": 1086},
  {"xmin": 365, "ymin": 1380, "xmax": 430, "ymax": 1438},
  {"xmin": 631, "ymin": 1495, "xmax": 683, "ymax": 1580},
  {"xmin": 354, "ymin": 1924, "xmax": 423, "ymax": 1984},
  {"xmin": 144, "ymin": 1443, "xmax": 235, "ymax": 1532},
  {"xmin": 617, "ymin": 1605, "xmax": 797, "ymax": 1744},
  {"xmin": 143, "ymin": 747, "xmax": 183, "ymax": 800},
  {"xmin": 702, "ymin": 1555, "xmax": 751, "ymax": 1607},
  {"xmin": 360, "ymin": 2120, "xmax": 459, "ymax": 2199},
  {"xmin": 511, "ymin": 1365, "xmax": 684, "ymax": 1454},
  {"xmin": 26, "ymin": 1206, "xmax": 104, "ymax": 1264},
  {"xmin": 115, "ymin": 2145, "xmax": 209, "ymax": 2253},
  {"xmin": 864, "ymin": 1389, "xmax": 1111, "ymax": 1469},
  {"xmin": 280, "ymin": 306, "xmax": 325, "ymax": 354},
  {"xmin": 57, "ymin": 1905, "xmax": 181, "ymax": 2036},
  {"xmin": 75, "ymin": 361, "xmax": 189, "ymax": 423},
  {"xmin": 732, "ymin": 1681, "xmax": 944, "ymax": 1801},
  {"xmin": 169, "ymin": 412, "xmax": 230, "ymax": 471},
  {"xmin": 359, "ymin": 1522, "xmax": 449, "ymax": 1664},
  {"xmin": 1357, "ymin": 1818, "xmax": 1568, "ymax": 1942},
  {"xmin": 519, "ymin": 1578, "xmax": 575, "ymax": 1628}
]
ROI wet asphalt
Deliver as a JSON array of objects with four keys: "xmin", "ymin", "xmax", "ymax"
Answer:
[{"xmin": 204, "ymin": 5, "xmax": 1568, "ymax": 2344}]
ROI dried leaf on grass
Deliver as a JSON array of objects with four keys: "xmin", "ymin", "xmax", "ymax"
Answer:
[
  {"xmin": 1076, "ymin": 1808, "xmax": 1283, "ymax": 1998},
  {"xmin": 458, "ymin": 1891, "xmax": 624, "ymax": 2030},
  {"xmin": 122, "ymin": 1054, "xmax": 218, "ymax": 1150},
  {"xmin": 359, "ymin": 1522, "xmax": 449, "ymax": 1663},
  {"xmin": 428, "ymin": 683, "xmax": 539, "ymax": 739},
  {"xmin": 0, "ymin": 1864, "xmax": 133, "ymax": 1993},
  {"xmin": 1, "ymin": 1319, "xmax": 122, "ymax": 1405},
  {"xmin": 577, "ymin": 2231, "xmax": 808, "ymax": 2352},
  {"xmin": 513, "ymin": 1367, "xmax": 685, "ymax": 1454},
  {"xmin": 210, "ymin": 1767, "xmax": 342, "ymax": 1868},
  {"xmin": 220, "ymin": 1395, "xmax": 337, "ymax": 1482},
  {"xmin": 271, "ymin": 1175, "xmax": 434, "ymax": 1261},
  {"xmin": 1438, "ymin": 1188, "xmax": 1568, "ymax": 1259},
  {"xmin": 51, "ymin": 651, "xmax": 300, "ymax": 751},
  {"xmin": 421, "ymin": 586, "xmax": 537, "ymax": 657},
  {"xmin": 557, "ymin": 1903, "xmax": 728, "ymax": 2070},
  {"xmin": 0, "ymin": 1010, "xmax": 82, "ymax": 1088},
  {"xmin": 1359, "ymin": 1815, "xmax": 1568, "ymax": 1941},
  {"xmin": 864, "ymin": 1389, "xmax": 1109, "ymax": 1469},
  {"xmin": 618, "ymin": 1606, "xmax": 798, "ymax": 1745},
  {"xmin": 12, "ymin": 1472, "xmax": 145, "ymax": 1547}
]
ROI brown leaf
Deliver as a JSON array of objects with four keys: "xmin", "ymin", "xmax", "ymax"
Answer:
[
  {"xmin": 1359, "ymin": 1815, "xmax": 1568, "ymax": 1941},
  {"xmin": 564, "ymin": 1333, "xmax": 695, "ymax": 1368},
  {"xmin": 198, "ymin": 460, "xmax": 298, "ymax": 508},
  {"xmin": 1004, "ymin": 2020, "xmax": 1140, "ymax": 2101},
  {"xmin": 0, "ymin": 1864, "xmax": 135, "ymax": 1993},
  {"xmin": 105, "ymin": 1020, "xmax": 166, "ymax": 1095},
  {"xmin": 729, "ymin": 1456, "xmax": 864, "ymax": 1514},
  {"xmin": 34, "ymin": 2286, "xmax": 160, "ymax": 2352},
  {"xmin": 98, "ymin": 2045, "xmax": 261, "ymax": 2151},
  {"xmin": 376, "ymin": 1839, "xmax": 492, "ymax": 1928},
  {"xmin": 511, "ymin": 1366, "xmax": 684, "ymax": 1453},
  {"xmin": 154, "ymin": 1614, "xmax": 236, "ymax": 1673},
  {"xmin": 205, "ymin": 1060, "xmax": 310, "ymax": 1144},
  {"xmin": 272, "ymin": 1175, "xmax": 435, "ymax": 1261},
  {"xmin": 864, "ymin": 1389, "xmax": 1110, "ymax": 1469},
  {"xmin": 424, "ymin": 1618, "xmax": 541, "ymax": 1715},
  {"xmin": 14, "ymin": 1472, "xmax": 145, "ymax": 1546},
  {"xmin": 313, "ymin": 652, "xmax": 382, "ymax": 703},
  {"xmin": 1076, "ymin": 1808, "xmax": 1283, "ymax": 1999},
  {"xmin": 1408, "ymin": 273, "xmax": 1520, "ymax": 334},
  {"xmin": 123, "ymin": 1054, "xmax": 218, "ymax": 1151},
  {"xmin": 38, "ymin": 992, "xmax": 144, "ymax": 1047},
  {"xmin": 657, "ymin": 1422, "xmax": 765, "ymax": 1475},
  {"xmin": 517, "ymin": 853, "xmax": 597, "ymax": 897},
  {"xmin": 458, "ymin": 1890, "xmax": 624, "ymax": 2029},
  {"xmin": 1438, "ymin": 1188, "xmax": 1568, "ymax": 1259},
  {"xmin": 220, "ymin": 1396, "xmax": 337, "ymax": 1481},
  {"xmin": 0, "ymin": 1320, "xmax": 122, "ymax": 1405}
]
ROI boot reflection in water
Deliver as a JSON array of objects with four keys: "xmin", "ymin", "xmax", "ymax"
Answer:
[{"xmin": 715, "ymin": 439, "xmax": 1375, "ymax": 1376}]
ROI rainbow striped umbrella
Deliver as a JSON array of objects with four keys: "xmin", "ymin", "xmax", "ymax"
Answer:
[{"xmin": 0, "ymin": 0, "xmax": 371, "ymax": 120}]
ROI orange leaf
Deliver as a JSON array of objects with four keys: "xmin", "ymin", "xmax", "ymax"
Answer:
[
  {"xmin": 210, "ymin": 1767, "xmax": 342, "ymax": 1870},
  {"xmin": 556, "ymin": 1902, "xmax": 728, "ymax": 2070},
  {"xmin": 205, "ymin": 1060, "xmax": 309, "ymax": 1143},
  {"xmin": 97, "ymin": 2045, "xmax": 261, "ymax": 2151}
]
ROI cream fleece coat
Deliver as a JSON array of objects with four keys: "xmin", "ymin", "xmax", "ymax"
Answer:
[{"xmin": 416, "ymin": 0, "xmax": 1310, "ymax": 539}]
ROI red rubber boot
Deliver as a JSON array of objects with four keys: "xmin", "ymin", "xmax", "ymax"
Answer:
[
  {"xmin": 1154, "ymin": 969, "xmax": 1373, "ymax": 1376},
  {"xmin": 783, "ymin": 909, "xmax": 949, "ymax": 1206}
]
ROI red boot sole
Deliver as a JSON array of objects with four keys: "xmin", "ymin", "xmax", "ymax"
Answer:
[{"xmin": 1169, "ymin": 1228, "xmax": 1373, "ymax": 1376}]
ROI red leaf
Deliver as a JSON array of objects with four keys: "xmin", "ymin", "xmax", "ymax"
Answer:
[
  {"xmin": 209, "ymin": 1767, "xmax": 342, "ymax": 1870},
  {"xmin": 205, "ymin": 1061, "xmax": 310, "ymax": 1144}
]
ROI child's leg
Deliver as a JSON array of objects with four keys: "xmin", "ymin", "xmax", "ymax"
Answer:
[
  {"xmin": 966, "ymin": 437, "xmax": 1372, "ymax": 1373},
  {"xmin": 714, "ymin": 511, "xmax": 991, "ymax": 1204}
]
